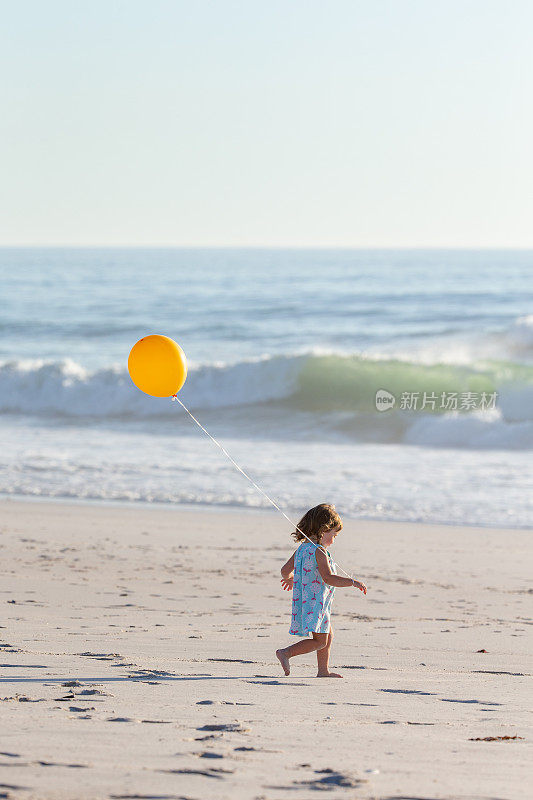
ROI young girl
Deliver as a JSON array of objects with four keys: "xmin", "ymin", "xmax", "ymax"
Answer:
[{"xmin": 276, "ymin": 504, "xmax": 367, "ymax": 678}]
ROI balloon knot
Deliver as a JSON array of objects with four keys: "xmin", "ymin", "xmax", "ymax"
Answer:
[{"xmin": 171, "ymin": 394, "xmax": 178, "ymax": 402}]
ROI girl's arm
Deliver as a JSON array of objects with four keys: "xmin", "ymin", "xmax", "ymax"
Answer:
[
  {"xmin": 281, "ymin": 551, "xmax": 295, "ymax": 578},
  {"xmin": 280, "ymin": 551, "xmax": 296, "ymax": 591},
  {"xmin": 315, "ymin": 549, "xmax": 367, "ymax": 593}
]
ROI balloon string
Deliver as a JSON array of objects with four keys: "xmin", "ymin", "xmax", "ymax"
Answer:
[{"xmin": 171, "ymin": 394, "xmax": 356, "ymax": 583}]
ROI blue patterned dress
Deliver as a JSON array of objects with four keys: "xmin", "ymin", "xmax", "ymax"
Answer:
[{"xmin": 289, "ymin": 541, "xmax": 336, "ymax": 636}]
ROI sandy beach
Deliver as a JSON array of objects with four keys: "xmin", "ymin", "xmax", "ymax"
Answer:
[{"xmin": 0, "ymin": 498, "xmax": 530, "ymax": 799}]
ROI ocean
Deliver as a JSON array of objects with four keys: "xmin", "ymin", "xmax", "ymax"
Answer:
[{"xmin": 1, "ymin": 247, "xmax": 532, "ymax": 527}]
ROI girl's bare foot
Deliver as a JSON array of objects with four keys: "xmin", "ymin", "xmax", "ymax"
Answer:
[
  {"xmin": 316, "ymin": 671, "xmax": 343, "ymax": 678},
  {"xmin": 276, "ymin": 648, "xmax": 290, "ymax": 676}
]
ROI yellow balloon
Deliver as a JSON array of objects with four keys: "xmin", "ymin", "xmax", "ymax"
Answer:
[{"xmin": 128, "ymin": 335, "xmax": 187, "ymax": 398}]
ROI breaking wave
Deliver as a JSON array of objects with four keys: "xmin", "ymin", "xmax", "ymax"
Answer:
[{"xmin": 1, "ymin": 349, "xmax": 531, "ymax": 449}]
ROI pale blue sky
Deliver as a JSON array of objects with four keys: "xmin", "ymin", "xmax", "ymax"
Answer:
[{"xmin": 1, "ymin": 0, "xmax": 532, "ymax": 246}]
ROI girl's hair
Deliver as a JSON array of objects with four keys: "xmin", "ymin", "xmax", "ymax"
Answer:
[{"xmin": 291, "ymin": 503, "xmax": 342, "ymax": 544}]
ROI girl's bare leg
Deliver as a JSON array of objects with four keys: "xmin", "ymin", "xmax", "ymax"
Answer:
[
  {"xmin": 276, "ymin": 633, "xmax": 328, "ymax": 676},
  {"xmin": 316, "ymin": 626, "xmax": 342, "ymax": 677}
]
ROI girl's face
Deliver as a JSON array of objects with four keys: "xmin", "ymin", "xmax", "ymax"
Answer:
[{"xmin": 321, "ymin": 524, "xmax": 341, "ymax": 547}]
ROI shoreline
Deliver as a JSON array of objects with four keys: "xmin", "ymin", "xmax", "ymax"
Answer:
[{"xmin": 2, "ymin": 492, "xmax": 531, "ymax": 532}]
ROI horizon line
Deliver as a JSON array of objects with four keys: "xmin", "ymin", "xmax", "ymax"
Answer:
[{"xmin": 1, "ymin": 244, "xmax": 533, "ymax": 251}]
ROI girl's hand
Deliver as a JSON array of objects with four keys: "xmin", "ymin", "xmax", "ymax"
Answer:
[
  {"xmin": 281, "ymin": 577, "xmax": 294, "ymax": 591},
  {"xmin": 352, "ymin": 580, "xmax": 367, "ymax": 594}
]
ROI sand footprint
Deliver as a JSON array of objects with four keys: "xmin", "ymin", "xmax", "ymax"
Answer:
[
  {"xmin": 197, "ymin": 723, "xmax": 249, "ymax": 733},
  {"xmin": 156, "ymin": 767, "xmax": 234, "ymax": 779}
]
